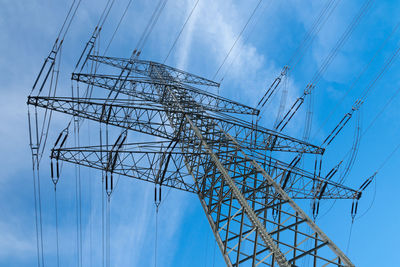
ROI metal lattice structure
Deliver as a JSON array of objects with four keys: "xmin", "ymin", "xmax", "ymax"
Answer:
[
  {"xmin": 25, "ymin": 0, "xmax": 382, "ymax": 265},
  {"xmin": 28, "ymin": 53, "xmax": 359, "ymax": 266}
]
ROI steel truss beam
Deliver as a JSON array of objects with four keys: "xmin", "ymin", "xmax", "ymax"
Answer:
[
  {"xmin": 72, "ymin": 73, "xmax": 259, "ymax": 115},
  {"xmin": 51, "ymin": 141, "xmax": 197, "ymax": 193},
  {"xmin": 28, "ymin": 96, "xmax": 176, "ymax": 139},
  {"xmin": 88, "ymin": 55, "xmax": 220, "ymax": 87},
  {"xmin": 51, "ymin": 141, "xmax": 357, "ymax": 200},
  {"xmin": 28, "ymin": 96, "xmax": 322, "ymax": 154}
]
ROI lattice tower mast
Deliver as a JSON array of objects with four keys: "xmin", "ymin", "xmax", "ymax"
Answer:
[
  {"xmin": 28, "ymin": 53, "xmax": 359, "ymax": 266},
  {"xmin": 25, "ymin": 0, "xmax": 369, "ymax": 265}
]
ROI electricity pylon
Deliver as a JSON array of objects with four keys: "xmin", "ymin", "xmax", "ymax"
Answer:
[{"xmin": 28, "ymin": 54, "xmax": 357, "ymax": 266}]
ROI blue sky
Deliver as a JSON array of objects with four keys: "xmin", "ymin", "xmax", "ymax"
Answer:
[{"xmin": 1, "ymin": 0, "xmax": 400, "ymax": 266}]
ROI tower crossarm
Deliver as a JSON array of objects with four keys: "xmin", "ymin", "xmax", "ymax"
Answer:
[
  {"xmin": 87, "ymin": 55, "xmax": 220, "ymax": 87},
  {"xmin": 27, "ymin": 95, "xmax": 322, "ymax": 155},
  {"xmin": 51, "ymin": 141, "xmax": 198, "ymax": 193},
  {"xmin": 72, "ymin": 72, "xmax": 258, "ymax": 115},
  {"xmin": 241, "ymin": 152, "xmax": 358, "ymax": 200},
  {"xmin": 27, "ymin": 96, "xmax": 178, "ymax": 139},
  {"xmin": 209, "ymin": 112, "xmax": 324, "ymax": 155},
  {"xmin": 50, "ymin": 140, "xmax": 357, "ymax": 200}
]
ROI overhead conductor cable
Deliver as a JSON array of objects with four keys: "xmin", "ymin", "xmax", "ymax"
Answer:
[{"xmin": 275, "ymin": 0, "xmax": 375, "ymax": 132}]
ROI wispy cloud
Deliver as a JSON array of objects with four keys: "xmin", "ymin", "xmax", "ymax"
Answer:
[{"xmin": 3, "ymin": 0, "xmax": 397, "ymax": 266}]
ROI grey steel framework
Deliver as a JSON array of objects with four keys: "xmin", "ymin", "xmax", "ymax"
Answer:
[{"xmin": 28, "ymin": 55, "xmax": 358, "ymax": 266}]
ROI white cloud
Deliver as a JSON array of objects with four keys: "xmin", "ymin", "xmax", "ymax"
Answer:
[{"xmin": 0, "ymin": 218, "xmax": 36, "ymax": 259}]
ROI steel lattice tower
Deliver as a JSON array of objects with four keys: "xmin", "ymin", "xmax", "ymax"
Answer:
[{"xmin": 28, "ymin": 52, "xmax": 360, "ymax": 266}]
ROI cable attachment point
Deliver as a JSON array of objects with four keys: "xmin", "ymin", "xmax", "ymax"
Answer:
[
  {"xmin": 281, "ymin": 65, "xmax": 290, "ymax": 76},
  {"xmin": 275, "ymin": 83, "xmax": 314, "ymax": 131},
  {"xmin": 50, "ymin": 159, "xmax": 61, "ymax": 189},
  {"xmin": 105, "ymin": 130, "xmax": 128, "ymax": 197},
  {"xmin": 105, "ymin": 172, "xmax": 113, "ymax": 197},
  {"xmin": 350, "ymin": 199, "xmax": 359, "ymax": 222},
  {"xmin": 312, "ymin": 199, "xmax": 320, "ymax": 221},
  {"xmin": 358, "ymin": 172, "xmax": 377, "ymax": 192},
  {"xmin": 154, "ymin": 184, "xmax": 162, "ymax": 212},
  {"xmin": 304, "ymin": 83, "xmax": 315, "ymax": 95},
  {"xmin": 50, "ymin": 127, "xmax": 69, "ymax": 186},
  {"xmin": 257, "ymin": 65, "xmax": 290, "ymax": 110},
  {"xmin": 349, "ymin": 172, "xmax": 377, "ymax": 221},
  {"xmin": 355, "ymin": 172, "xmax": 377, "ymax": 201},
  {"xmin": 351, "ymin": 98, "xmax": 364, "ymax": 112}
]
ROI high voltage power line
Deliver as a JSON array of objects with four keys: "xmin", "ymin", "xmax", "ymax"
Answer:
[{"xmin": 26, "ymin": 0, "xmax": 400, "ymax": 266}]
